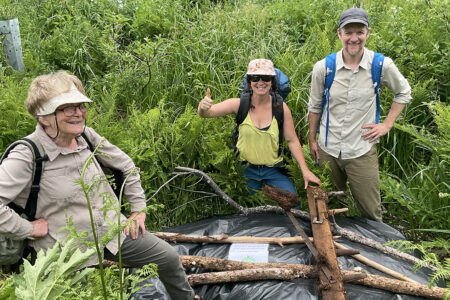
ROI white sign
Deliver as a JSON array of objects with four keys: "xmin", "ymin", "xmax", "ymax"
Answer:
[{"xmin": 228, "ymin": 243, "xmax": 269, "ymax": 263}]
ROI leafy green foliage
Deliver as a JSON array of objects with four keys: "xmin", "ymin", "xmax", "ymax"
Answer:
[
  {"xmin": 128, "ymin": 264, "xmax": 158, "ymax": 294},
  {"xmin": 12, "ymin": 239, "xmax": 95, "ymax": 300},
  {"xmin": 381, "ymin": 102, "xmax": 449, "ymax": 241},
  {"xmin": 388, "ymin": 239, "xmax": 450, "ymax": 290}
]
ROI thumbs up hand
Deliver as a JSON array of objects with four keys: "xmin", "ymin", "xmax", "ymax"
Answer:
[{"xmin": 198, "ymin": 88, "xmax": 213, "ymax": 116}]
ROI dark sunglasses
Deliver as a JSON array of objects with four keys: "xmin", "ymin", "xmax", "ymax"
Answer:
[{"xmin": 248, "ymin": 75, "xmax": 274, "ymax": 82}]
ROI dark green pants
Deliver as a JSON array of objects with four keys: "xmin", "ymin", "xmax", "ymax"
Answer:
[
  {"xmin": 319, "ymin": 145, "xmax": 382, "ymax": 222},
  {"xmin": 105, "ymin": 232, "xmax": 195, "ymax": 300}
]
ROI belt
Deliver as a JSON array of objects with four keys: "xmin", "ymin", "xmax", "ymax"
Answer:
[{"xmin": 244, "ymin": 161, "xmax": 284, "ymax": 169}]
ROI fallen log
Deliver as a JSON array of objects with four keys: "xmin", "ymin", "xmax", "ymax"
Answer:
[
  {"xmin": 188, "ymin": 267, "xmax": 302, "ymax": 287},
  {"xmin": 173, "ymin": 167, "xmax": 438, "ymax": 272},
  {"xmin": 181, "ymin": 256, "xmax": 448, "ymax": 299},
  {"xmin": 151, "ymin": 231, "xmax": 339, "ymax": 247}
]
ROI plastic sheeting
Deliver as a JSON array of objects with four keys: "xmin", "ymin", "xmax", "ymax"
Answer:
[{"xmin": 132, "ymin": 213, "xmax": 437, "ymax": 299}]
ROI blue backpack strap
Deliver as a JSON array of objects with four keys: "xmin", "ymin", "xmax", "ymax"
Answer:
[
  {"xmin": 320, "ymin": 52, "xmax": 337, "ymax": 147},
  {"xmin": 371, "ymin": 52, "xmax": 384, "ymax": 124}
]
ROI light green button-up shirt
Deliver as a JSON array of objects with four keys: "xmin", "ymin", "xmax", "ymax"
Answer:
[
  {"xmin": 308, "ymin": 48, "xmax": 412, "ymax": 159},
  {"xmin": 0, "ymin": 125, "xmax": 146, "ymax": 265}
]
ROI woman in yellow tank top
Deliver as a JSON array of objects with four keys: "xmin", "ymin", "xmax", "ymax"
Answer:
[{"xmin": 197, "ymin": 59, "xmax": 320, "ymax": 195}]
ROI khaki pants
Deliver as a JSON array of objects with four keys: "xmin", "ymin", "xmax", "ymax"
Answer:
[
  {"xmin": 318, "ymin": 145, "xmax": 382, "ymax": 222},
  {"xmin": 105, "ymin": 232, "xmax": 195, "ymax": 300}
]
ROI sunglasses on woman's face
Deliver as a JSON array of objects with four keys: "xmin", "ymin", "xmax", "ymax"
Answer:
[{"xmin": 248, "ymin": 75, "xmax": 274, "ymax": 82}]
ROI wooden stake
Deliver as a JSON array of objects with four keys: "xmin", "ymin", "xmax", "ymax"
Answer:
[{"xmin": 307, "ymin": 186, "xmax": 345, "ymax": 300}]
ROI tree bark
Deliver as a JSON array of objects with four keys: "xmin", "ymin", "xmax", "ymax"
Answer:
[
  {"xmin": 187, "ymin": 267, "xmax": 304, "ymax": 287},
  {"xmin": 181, "ymin": 256, "xmax": 448, "ymax": 299}
]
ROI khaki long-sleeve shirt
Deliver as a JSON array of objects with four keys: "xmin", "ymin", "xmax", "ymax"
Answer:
[
  {"xmin": 0, "ymin": 125, "xmax": 146, "ymax": 265},
  {"xmin": 308, "ymin": 48, "xmax": 412, "ymax": 159}
]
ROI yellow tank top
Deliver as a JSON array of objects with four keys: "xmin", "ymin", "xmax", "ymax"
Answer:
[{"xmin": 236, "ymin": 113, "xmax": 283, "ymax": 166}]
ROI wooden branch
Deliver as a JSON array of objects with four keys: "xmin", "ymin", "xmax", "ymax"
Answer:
[
  {"xmin": 327, "ymin": 191, "xmax": 346, "ymax": 197},
  {"xmin": 335, "ymin": 248, "xmax": 360, "ymax": 256},
  {"xmin": 174, "ymin": 167, "xmax": 244, "ymax": 213},
  {"xmin": 181, "ymin": 255, "xmax": 316, "ymax": 276},
  {"xmin": 261, "ymin": 185, "xmax": 300, "ymax": 210},
  {"xmin": 188, "ymin": 267, "xmax": 305, "ymax": 287},
  {"xmin": 151, "ymin": 232, "xmax": 339, "ymax": 248},
  {"xmin": 181, "ymin": 256, "xmax": 448, "ymax": 299},
  {"xmin": 334, "ymin": 242, "xmax": 419, "ymax": 284},
  {"xmin": 330, "ymin": 222, "xmax": 438, "ymax": 272},
  {"xmin": 328, "ymin": 208, "xmax": 349, "ymax": 215},
  {"xmin": 174, "ymin": 166, "xmax": 438, "ymax": 271}
]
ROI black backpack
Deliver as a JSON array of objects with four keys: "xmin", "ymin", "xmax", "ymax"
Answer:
[
  {"xmin": 1, "ymin": 133, "xmax": 124, "ymax": 225},
  {"xmin": 0, "ymin": 137, "xmax": 48, "ymax": 268},
  {"xmin": 0, "ymin": 134, "xmax": 125, "ymax": 268}
]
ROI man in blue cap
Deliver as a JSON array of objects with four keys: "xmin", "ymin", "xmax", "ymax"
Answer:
[{"xmin": 307, "ymin": 8, "xmax": 412, "ymax": 222}]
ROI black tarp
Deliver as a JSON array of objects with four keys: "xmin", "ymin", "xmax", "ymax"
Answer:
[{"xmin": 132, "ymin": 213, "xmax": 438, "ymax": 299}]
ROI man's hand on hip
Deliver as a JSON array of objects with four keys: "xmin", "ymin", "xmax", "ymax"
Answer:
[{"xmin": 362, "ymin": 122, "xmax": 392, "ymax": 143}]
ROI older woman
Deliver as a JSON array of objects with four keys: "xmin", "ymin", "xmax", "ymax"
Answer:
[
  {"xmin": 198, "ymin": 59, "xmax": 321, "ymax": 195},
  {"xmin": 0, "ymin": 71, "xmax": 194, "ymax": 300}
]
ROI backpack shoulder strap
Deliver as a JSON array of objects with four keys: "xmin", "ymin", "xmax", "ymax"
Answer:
[
  {"xmin": 320, "ymin": 52, "xmax": 337, "ymax": 147},
  {"xmin": 235, "ymin": 93, "xmax": 251, "ymax": 126},
  {"xmin": 324, "ymin": 52, "xmax": 337, "ymax": 92},
  {"xmin": 268, "ymin": 91, "xmax": 285, "ymax": 156},
  {"xmin": 1, "ymin": 137, "xmax": 47, "ymax": 220},
  {"xmin": 271, "ymin": 91, "xmax": 284, "ymax": 142},
  {"xmin": 81, "ymin": 132, "xmax": 94, "ymax": 151},
  {"xmin": 371, "ymin": 52, "xmax": 385, "ymax": 124}
]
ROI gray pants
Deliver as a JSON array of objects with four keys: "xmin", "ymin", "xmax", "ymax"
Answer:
[
  {"xmin": 105, "ymin": 231, "xmax": 195, "ymax": 300},
  {"xmin": 319, "ymin": 145, "xmax": 382, "ymax": 222}
]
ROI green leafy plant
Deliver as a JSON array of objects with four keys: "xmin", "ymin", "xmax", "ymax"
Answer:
[
  {"xmin": 13, "ymin": 239, "xmax": 95, "ymax": 300},
  {"xmin": 388, "ymin": 239, "xmax": 450, "ymax": 292}
]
